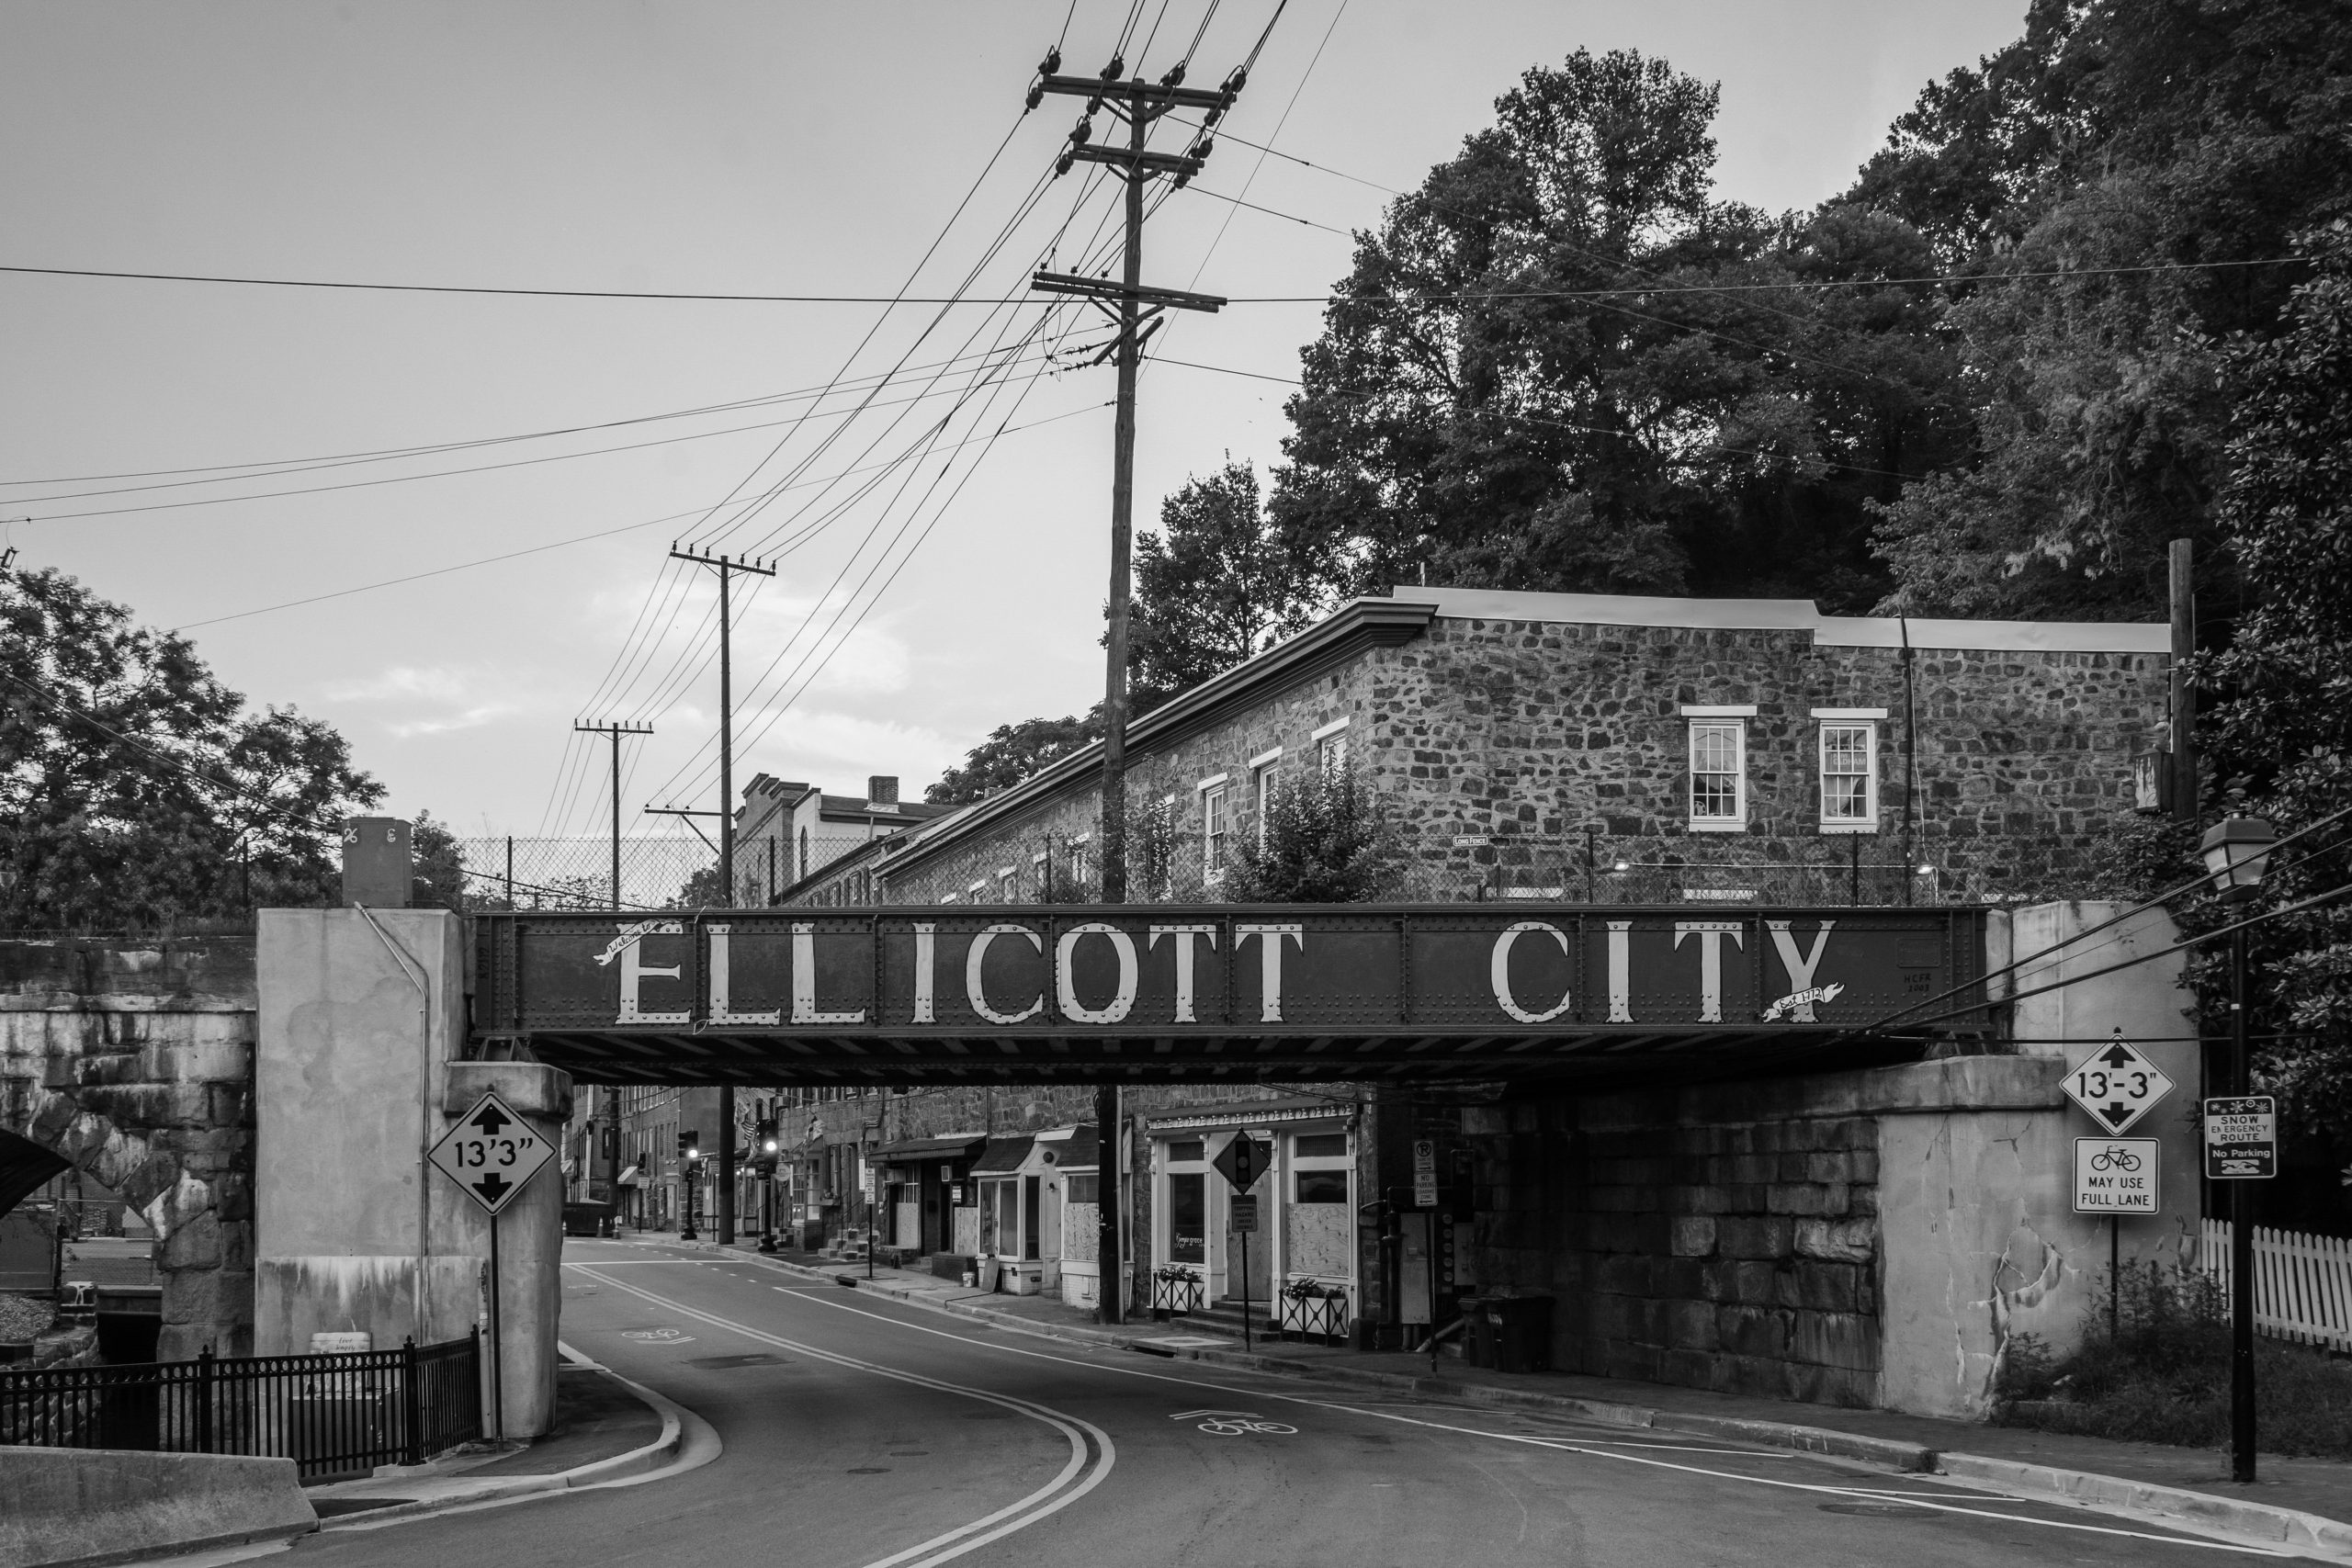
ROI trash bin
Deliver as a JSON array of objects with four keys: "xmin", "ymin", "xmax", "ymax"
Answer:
[{"xmin": 1484, "ymin": 1294, "xmax": 1555, "ymax": 1374}]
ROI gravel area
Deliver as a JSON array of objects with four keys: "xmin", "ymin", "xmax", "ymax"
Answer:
[{"xmin": 0, "ymin": 1292, "xmax": 56, "ymax": 1340}]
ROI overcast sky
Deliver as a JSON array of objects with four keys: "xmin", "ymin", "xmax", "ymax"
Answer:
[{"xmin": 2, "ymin": 2, "xmax": 2026, "ymax": 851}]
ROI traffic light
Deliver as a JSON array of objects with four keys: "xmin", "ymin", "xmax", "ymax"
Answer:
[
  {"xmin": 755, "ymin": 1117, "xmax": 779, "ymax": 1156},
  {"xmin": 679, "ymin": 1130, "xmax": 700, "ymax": 1162}
]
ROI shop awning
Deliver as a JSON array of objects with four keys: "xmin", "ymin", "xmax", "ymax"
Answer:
[
  {"xmin": 616, "ymin": 1165, "xmax": 643, "ymax": 1187},
  {"xmin": 970, "ymin": 1135, "xmax": 1035, "ymax": 1176},
  {"xmin": 1144, "ymin": 1095, "xmax": 1352, "ymax": 1134},
  {"xmin": 873, "ymin": 1134, "xmax": 987, "ymax": 1162},
  {"xmin": 1036, "ymin": 1124, "xmax": 1099, "ymax": 1170}
]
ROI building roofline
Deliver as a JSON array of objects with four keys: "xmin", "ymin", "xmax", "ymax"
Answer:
[
  {"xmin": 1385, "ymin": 586, "xmax": 2172, "ymax": 654},
  {"xmin": 879, "ymin": 596, "xmax": 1437, "ymax": 880}
]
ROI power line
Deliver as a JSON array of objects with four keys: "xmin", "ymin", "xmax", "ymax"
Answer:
[
  {"xmin": 0, "ymin": 341, "xmax": 1059, "ymax": 492},
  {"xmin": 6, "ymin": 255, "xmax": 2301, "ymax": 304},
  {"xmin": 167, "ymin": 402, "xmax": 1106, "ymax": 632}
]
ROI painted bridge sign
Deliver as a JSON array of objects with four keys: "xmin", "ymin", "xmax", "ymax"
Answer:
[
  {"xmin": 429, "ymin": 1090, "xmax": 554, "ymax": 1216},
  {"xmin": 472, "ymin": 905, "xmax": 1987, "ymax": 1085}
]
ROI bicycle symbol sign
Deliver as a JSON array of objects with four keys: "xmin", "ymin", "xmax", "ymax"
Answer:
[
  {"xmin": 2072, "ymin": 1137, "xmax": 2160, "ymax": 1215},
  {"xmin": 1171, "ymin": 1409, "xmax": 1297, "ymax": 1436}
]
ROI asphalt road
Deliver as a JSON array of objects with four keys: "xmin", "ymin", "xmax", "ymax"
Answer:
[{"xmin": 267, "ymin": 1236, "xmax": 2297, "ymax": 1568}]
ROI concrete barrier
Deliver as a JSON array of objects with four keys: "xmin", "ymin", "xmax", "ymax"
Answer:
[{"xmin": 0, "ymin": 1447, "xmax": 317, "ymax": 1568}]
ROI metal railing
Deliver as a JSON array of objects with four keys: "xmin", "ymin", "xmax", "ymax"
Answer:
[{"xmin": 0, "ymin": 1332, "xmax": 481, "ymax": 1480}]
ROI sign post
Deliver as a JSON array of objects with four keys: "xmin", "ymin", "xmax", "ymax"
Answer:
[
  {"xmin": 2073, "ymin": 1135, "xmax": 2161, "ymax": 1340},
  {"xmin": 1213, "ymin": 1134, "xmax": 1267, "ymax": 1352},
  {"xmin": 427, "ymin": 1090, "xmax": 553, "ymax": 1442}
]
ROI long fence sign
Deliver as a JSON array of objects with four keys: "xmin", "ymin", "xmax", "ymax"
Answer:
[{"xmin": 475, "ymin": 907, "xmax": 1986, "ymax": 1085}]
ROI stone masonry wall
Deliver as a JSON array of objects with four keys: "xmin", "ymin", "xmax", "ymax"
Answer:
[
  {"xmin": 1462, "ymin": 1078, "xmax": 1883, "ymax": 1407},
  {"xmin": 860, "ymin": 607, "xmax": 2165, "ymax": 908},
  {"xmin": 0, "ymin": 937, "xmax": 258, "ymax": 1359},
  {"xmin": 1371, "ymin": 617, "xmax": 2165, "ymax": 893}
]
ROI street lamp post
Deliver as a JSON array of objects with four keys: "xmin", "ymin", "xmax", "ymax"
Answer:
[{"xmin": 2201, "ymin": 816, "xmax": 2277, "ymax": 1486}]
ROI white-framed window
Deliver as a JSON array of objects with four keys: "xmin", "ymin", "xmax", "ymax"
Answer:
[
  {"xmin": 998, "ymin": 865, "xmax": 1020, "ymax": 901},
  {"xmin": 1199, "ymin": 774, "xmax": 1231, "ymax": 875},
  {"xmin": 1682, "ymin": 706, "xmax": 1753, "ymax": 830},
  {"xmin": 1249, "ymin": 747, "xmax": 1282, "ymax": 848},
  {"xmin": 967, "ymin": 878, "xmax": 987, "ymax": 901},
  {"xmin": 1818, "ymin": 723, "xmax": 1876, "ymax": 829},
  {"xmin": 1312, "ymin": 716, "xmax": 1351, "ymax": 776},
  {"xmin": 1068, "ymin": 832, "xmax": 1091, "ymax": 890},
  {"xmin": 939, "ymin": 891, "xmax": 958, "ymax": 905}
]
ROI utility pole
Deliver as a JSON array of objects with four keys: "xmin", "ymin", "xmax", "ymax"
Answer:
[
  {"xmin": 1030, "ymin": 47, "xmax": 1241, "ymax": 1331},
  {"xmin": 2169, "ymin": 539, "xmax": 2198, "ymax": 820},
  {"xmin": 574, "ymin": 721, "xmax": 654, "ymax": 909},
  {"xmin": 668, "ymin": 547, "xmax": 775, "ymax": 906},
  {"xmin": 670, "ymin": 547, "xmax": 770, "ymax": 1253}
]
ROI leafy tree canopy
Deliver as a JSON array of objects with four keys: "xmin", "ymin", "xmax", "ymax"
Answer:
[
  {"xmin": 1128, "ymin": 459, "xmax": 1329, "ymax": 711},
  {"xmin": 927, "ymin": 710, "xmax": 1102, "ymax": 807},
  {"xmin": 0, "ymin": 567, "xmax": 381, "ymax": 928},
  {"xmin": 2198, "ymin": 222, "xmax": 2352, "ymax": 1131},
  {"xmin": 1270, "ymin": 47, "xmax": 1968, "ymax": 614}
]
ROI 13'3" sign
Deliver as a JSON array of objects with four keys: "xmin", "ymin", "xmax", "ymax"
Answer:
[{"xmin": 429, "ymin": 1091, "xmax": 553, "ymax": 1216}]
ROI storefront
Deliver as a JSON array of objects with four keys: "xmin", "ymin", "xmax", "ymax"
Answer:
[
  {"xmin": 870, "ymin": 1134, "xmax": 985, "ymax": 1257},
  {"xmin": 969, "ymin": 1125, "xmax": 1099, "ymax": 1304},
  {"xmin": 1148, "ymin": 1100, "xmax": 1357, "ymax": 1337}
]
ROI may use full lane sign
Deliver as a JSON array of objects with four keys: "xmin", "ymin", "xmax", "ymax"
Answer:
[
  {"xmin": 2073, "ymin": 1138, "xmax": 2160, "ymax": 1214},
  {"xmin": 429, "ymin": 1090, "xmax": 554, "ymax": 1216}
]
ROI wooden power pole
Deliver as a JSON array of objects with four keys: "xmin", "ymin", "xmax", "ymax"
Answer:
[
  {"xmin": 1027, "ymin": 48, "xmax": 1245, "ymax": 1326},
  {"xmin": 573, "ymin": 720, "xmax": 654, "ymax": 909},
  {"xmin": 669, "ymin": 546, "xmax": 772, "ymax": 1252}
]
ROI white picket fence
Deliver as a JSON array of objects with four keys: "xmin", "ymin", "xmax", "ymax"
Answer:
[{"xmin": 2196, "ymin": 1220, "xmax": 2352, "ymax": 1352}]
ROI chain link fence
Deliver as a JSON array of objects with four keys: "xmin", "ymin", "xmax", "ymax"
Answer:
[{"xmin": 449, "ymin": 836, "xmax": 718, "ymax": 911}]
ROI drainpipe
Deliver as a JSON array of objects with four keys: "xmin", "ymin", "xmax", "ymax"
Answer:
[
  {"xmin": 356, "ymin": 905, "xmax": 432, "ymax": 1347},
  {"xmin": 1899, "ymin": 616, "xmax": 1917, "ymax": 905}
]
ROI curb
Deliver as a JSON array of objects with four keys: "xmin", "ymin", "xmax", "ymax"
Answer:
[
  {"xmin": 707, "ymin": 1244, "xmax": 2352, "ymax": 1555},
  {"xmin": 1939, "ymin": 1451, "xmax": 2352, "ymax": 1561},
  {"xmin": 314, "ymin": 1356, "xmax": 696, "ymax": 1531}
]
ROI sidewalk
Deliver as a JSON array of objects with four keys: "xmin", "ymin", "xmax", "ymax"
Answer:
[
  {"xmin": 726, "ymin": 1243, "xmax": 2352, "ymax": 1560},
  {"xmin": 300, "ymin": 1353, "xmax": 687, "ymax": 1527}
]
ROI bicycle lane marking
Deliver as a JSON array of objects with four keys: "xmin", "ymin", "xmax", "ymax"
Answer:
[
  {"xmin": 776, "ymin": 1286, "xmax": 2290, "ymax": 1558},
  {"xmin": 568, "ymin": 1265, "xmax": 1115, "ymax": 1568}
]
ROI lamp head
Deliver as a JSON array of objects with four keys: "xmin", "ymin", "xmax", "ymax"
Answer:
[{"xmin": 2200, "ymin": 817, "xmax": 2277, "ymax": 900}]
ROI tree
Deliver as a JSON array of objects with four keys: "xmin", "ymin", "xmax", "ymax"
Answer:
[
  {"xmin": 1860, "ymin": 0, "xmax": 2352, "ymax": 618},
  {"xmin": 2197, "ymin": 222, "xmax": 2352, "ymax": 1134},
  {"xmin": 0, "ymin": 567, "xmax": 380, "ymax": 928},
  {"xmin": 1225, "ymin": 769, "xmax": 1398, "ymax": 903},
  {"xmin": 1128, "ymin": 460, "xmax": 1328, "ymax": 710},
  {"xmin": 1271, "ymin": 48, "xmax": 1966, "ymax": 614},
  {"xmin": 926, "ymin": 710, "xmax": 1102, "ymax": 807},
  {"xmin": 411, "ymin": 811, "xmax": 469, "ymax": 910}
]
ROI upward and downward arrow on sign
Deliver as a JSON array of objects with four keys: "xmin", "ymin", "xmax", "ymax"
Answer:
[
  {"xmin": 471, "ymin": 1172, "xmax": 513, "ymax": 1204},
  {"xmin": 470, "ymin": 1103, "xmax": 513, "ymax": 1137}
]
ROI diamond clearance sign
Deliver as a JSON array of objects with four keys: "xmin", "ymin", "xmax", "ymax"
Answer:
[{"xmin": 429, "ymin": 1090, "xmax": 554, "ymax": 1217}]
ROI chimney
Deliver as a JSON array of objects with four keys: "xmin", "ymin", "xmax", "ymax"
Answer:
[{"xmin": 866, "ymin": 774, "xmax": 899, "ymax": 808}]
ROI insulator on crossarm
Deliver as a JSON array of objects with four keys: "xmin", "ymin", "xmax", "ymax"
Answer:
[
  {"xmin": 1025, "ymin": 83, "xmax": 1045, "ymax": 112},
  {"xmin": 1041, "ymin": 46, "xmax": 1061, "ymax": 74},
  {"xmin": 1204, "ymin": 104, "xmax": 1224, "ymax": 127},
  {"xmin": 1071, "ymin": 116, "xmax": 1092, "ymax": 145},
  {"xmin": 1172, "ymin": 170, "xmax": 1193, "ymax": 189},
  {"xmin": 1055, "ymin": 149, "xmax": 1076, "ymax": 178},
  {"xmin": 1160, "ymin": 62, "xmax": 1187, "ymax": 87},
  {"xmin": 1192, "ymin": 136, "xmax": 1215, "ymax": 163},
  {"xmin": 1221, "ymin": 67, "xmax": 1247, "ymax": 94},
  {"xmin": 1101, "ymin": 54, "xmax": 1125, "ymax": 81}
]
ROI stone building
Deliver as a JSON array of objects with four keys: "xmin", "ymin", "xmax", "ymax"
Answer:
[
  {"xmin": 764, "ymin": 585, "xmax": 2184, "ymax": 1415},
  {"xmin": 786, "ymin": 586, "xmax": 2168, "ymax": 908}
]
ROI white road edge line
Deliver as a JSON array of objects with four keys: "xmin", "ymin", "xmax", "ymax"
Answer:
[
  {"xmin": 570, "ymin": 1266, "xmax": 1115, "ymax": 1568},
  {"xmin": 777, "ymin": 1287, "xmax": 2289, "ymax": 1559}
]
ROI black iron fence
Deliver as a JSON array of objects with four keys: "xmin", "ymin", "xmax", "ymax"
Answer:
[{"xmin": 0, "ymin": 1332, "xmax": 481, "ymax": 1481}]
